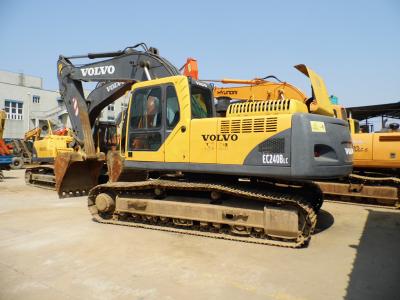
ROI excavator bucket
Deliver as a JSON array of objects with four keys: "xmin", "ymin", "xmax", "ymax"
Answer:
[{"xmin": 54, "ymin": 151, "xmax": 105, "ymax": 198}]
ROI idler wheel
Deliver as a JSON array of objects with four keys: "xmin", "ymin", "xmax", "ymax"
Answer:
[
  {"xmin": 95, "ymin": 193, "xmax": 115, "ymax": 213},
  {"xmin": 154, "ymin": 188, "xmax": 166, "ymax": 199},
  {"xmin": 210, "ymin": 191, "xmax": 222, "ymax": 202}
]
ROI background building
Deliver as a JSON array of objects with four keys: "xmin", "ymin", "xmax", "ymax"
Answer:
[{"xmin": 0, "ymin": 70, "xmax": 129, "ymax": 139}]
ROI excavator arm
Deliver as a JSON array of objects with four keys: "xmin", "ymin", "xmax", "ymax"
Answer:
[
  {"xmin": 55, "ymin": 44, "xmax": 180, "ymax": 196},
  {"xmin": 24, "ymin": 127, "xmax": 42, "ymax": 141},
  {"xmin": 57, "ymin": 44, "xmax": 179, "ymax": 155}
]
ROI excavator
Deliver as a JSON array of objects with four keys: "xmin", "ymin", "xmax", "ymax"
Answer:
[
  {"xmin": 55, "ymin": 43, "xmax": 352, "ymax": 247},
  {"xmin": 24, "ymin": 121, "xmax": 74, "ymax": 188},
  {"xmin": 24, "ymin": 120, "xmax": 117, "ymax": 190},
  {"xmin": 211, "ymin": 72, "xmax": 399, "ymax": 207}
]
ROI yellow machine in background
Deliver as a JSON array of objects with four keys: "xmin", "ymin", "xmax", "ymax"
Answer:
[
  {"xmin": 332, "ymin": 108, "xmax": 400, "ymax": 170},
  {"xmin": 212, "ymin": 65, "xmax": 335, "ymax": 118},
  {"xmin": 25, "ymin": 122, "xmax": 74, "ymax": 188},
  {"xmin": 25, "ymin": 121, "xmax": 73, "ymax": 164},
  {"xmin": 353, "ymin": 130, "xmax": 400, "ymax": 169},
  {"xmin": 25, "ymin": 120, "xmax": 117, "ymax": 189}
]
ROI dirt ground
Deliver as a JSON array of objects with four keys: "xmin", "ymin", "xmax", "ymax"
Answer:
[{"xmin": 0, "ymin": 169, "xmax": 399, "ymax": 300}]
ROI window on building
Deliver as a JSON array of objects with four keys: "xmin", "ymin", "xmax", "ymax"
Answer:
[
  {"xmin": 121, "ymin": 102, "xmax": 128, "ymax": 110},
  {"xmin": 108, "ymin": 103, "xmax": 115, "ymax": 111},
  {"xmin": 32, "ymin": 95, "xmax": 40, "ymax": 103},
  {"xmin": 4, "ymin": 100, "xmax": 23, "ymax": 120},
  {"xmin": 107, "ymin": 115, "xmax": 115, "ymax": 121}
]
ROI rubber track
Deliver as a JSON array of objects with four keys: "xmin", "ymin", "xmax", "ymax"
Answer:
[{"xmin": 88, "ymin": 180, "xmax": 317, "ymax": 249}]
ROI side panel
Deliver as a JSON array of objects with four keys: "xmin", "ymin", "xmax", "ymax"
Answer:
[
  {"xmin": 290, "ymin": 113, "xmax": 353, "ymax": 178},
  {"xmin": 128, "ymin": 146, "xmax": 165, "ymax": 162},
  {"xmin": 353, "ymin": 131, "xmax": 400, "ymax": 169},
  {"xmin": 352, "ymin": 133, "xmax": 373, "ymax": 161},
  {"xmin": 217, "ymin": 115, "xmax": 292, "ymax": 165},
  {"xmin": 164, "ymin": 77, "xmax": 191, "ymax": 163},
  {"xmin": 189, "ymin": 119, "xmax": 217, "ymax": 163},
  {"xmin": 372, "ymin": 133, "xmax": 400, "ymax": 163}
]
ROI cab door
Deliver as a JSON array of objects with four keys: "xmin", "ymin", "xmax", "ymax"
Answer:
[
  {"xmin": 126, "ymin": 84, "xmax": 165, "ymax": 162},
  {"xmin": 164, "ymin": 80, "xmax": 190, "ymax": 163}
]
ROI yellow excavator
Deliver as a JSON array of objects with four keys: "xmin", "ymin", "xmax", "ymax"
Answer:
[
  {"xmin": 55, "ymin": 44, "xmax": 352, "ymax": 248},
  {"xmin": 25, "ymin": 120, "xmax": 117, "ymax": 190},
  {"xmin": 24, "ymin": 121, "xmax": 74, "ymax": 188},
  {"xmin": 211, "ymin": 72, "xmax": 399, "ymax": 207}
]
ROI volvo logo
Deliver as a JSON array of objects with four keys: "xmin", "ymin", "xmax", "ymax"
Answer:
[
  {"xmin": 81, "ymin": 65, "xmax": 115, "ymax": 77},
  {"xmin": 201, "ymin": 134, "xmax": 238, "ymax": 142}
]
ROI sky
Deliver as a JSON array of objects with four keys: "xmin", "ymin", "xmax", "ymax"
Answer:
[{"xmin": 0, "ymin": 0, "xmax": 399, "ymax": 109}]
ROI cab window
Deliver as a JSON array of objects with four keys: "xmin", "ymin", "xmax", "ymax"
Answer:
[
  {"xmin": 130, "ymin": 87, "xmax": 162, "ymax": 130},
  {"xmin": 128, "ymin": 86, "xmax": 162, "ymax": 151},
  {"xmin": 166, "ymin": 85, "xmax": 180, "ymax": 129},
  {"xmin": 190, "ymin": 84, "xmax": 213, "ymax": 119}
]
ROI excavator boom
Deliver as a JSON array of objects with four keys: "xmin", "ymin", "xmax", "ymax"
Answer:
[{"xmin": 55, "ymin": 44, "xmax": 179, "ymax": 196}]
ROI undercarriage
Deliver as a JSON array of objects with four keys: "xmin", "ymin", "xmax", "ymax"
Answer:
[
  {"xmin": 316, "ymin": 171, "xmax": 399, "ymax": 208},
  {"xmin": 88, "ymin": 178, "xmax": 321, "ymax": 248}
]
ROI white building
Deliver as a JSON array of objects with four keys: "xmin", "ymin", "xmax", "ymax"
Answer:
[{"xmin": 0, "ymin": 70, "xmax": 129, "ymax": 139}]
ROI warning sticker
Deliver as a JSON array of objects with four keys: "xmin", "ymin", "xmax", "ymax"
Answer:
[{"xmin": 310, "ymin": 121, "xmax": 326, "ymax": 133}]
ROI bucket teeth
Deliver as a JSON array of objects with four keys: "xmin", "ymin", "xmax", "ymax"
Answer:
[{"xmin": 55, "ymin": 152, "xmax": 104, "ymax": 198}]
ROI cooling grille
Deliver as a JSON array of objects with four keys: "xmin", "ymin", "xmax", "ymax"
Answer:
[
  {"xmin": 258, "ymin": 138, "xmax": 285, "ymax": 153},
  {"xmin": 226, "ymin": 100, "xmax": 292, "ymax": 116},
  {"xmin": 220, "ymin": 117, "xmax": 277, "ymax": 134}
]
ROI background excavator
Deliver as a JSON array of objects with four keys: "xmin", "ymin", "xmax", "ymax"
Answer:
[
  {"xmin": 55, "ymin": 43, "xmax": 352, "ymax": 248},
  {"xmin": 24, "ymin": 120, "xmax": 117, "ymax": 190},
  {"xmin": 209, "ymin": 69, "xmax": 399, "ymax": 207},
  {"xmin": 24, "ymin": 121, "xmax": 74, "ymax": 188}
]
